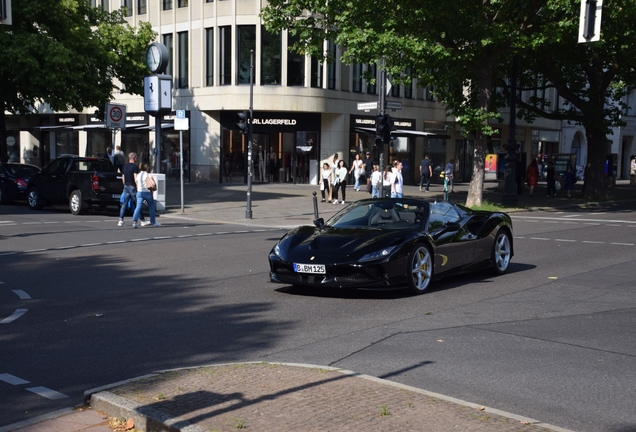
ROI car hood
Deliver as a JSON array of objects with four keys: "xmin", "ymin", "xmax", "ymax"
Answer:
[{"xmin": 279, "ymin": 225, "xmax": 407, "ymax": 260}]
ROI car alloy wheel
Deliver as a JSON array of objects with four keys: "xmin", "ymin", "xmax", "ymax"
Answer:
[
  {"xmin": 27, "ymin": 188, "xmax": 43, "ymax": 210},
  {"xmin": 492, "ymin": 230, "xmax": 511, "ymax": 274},
  {"xmin": 69, "ymin": 190, "xmax": 85, "ymax": 215},
  {"xmin": 408, "ymin": 244, "xmax": 432, "ymax": 294}
]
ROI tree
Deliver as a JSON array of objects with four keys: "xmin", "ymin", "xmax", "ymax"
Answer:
[
  {"xmin": 510, "ymin": 0, "xmax": 636, "ymax": 198},
  {"xmin": 261, "ymin": 0, "xmax": 550, "ymax": 206},
  {"xmin": 0, "ymin": 0, "xmax": 155, "ymax": 163}
]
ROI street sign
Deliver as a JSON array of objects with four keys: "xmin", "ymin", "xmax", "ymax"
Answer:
[
  {"xmin": 386, "ymin": 101, "xmax": 402, "ymax": 110},
  {"xmin": 357, "ymin": 101, "xmax": 378, "ymax": 111},
  {"xmin": 579, "ymin": 0, "xmax": 603, "ymax": 43},
  {"xmin": 176, "ymin": 109, "xmax": 186, "ymax": 119},
  {"xmin": 174, "ymin": 117, "xmax": 189, "ymax": 131},
  {"xmin": 105, "ymin": 103, "xmax": 126, "ymax": 129}
]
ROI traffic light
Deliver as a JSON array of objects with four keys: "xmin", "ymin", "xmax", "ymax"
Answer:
[
  {"xmin": 237, "ymin": 111, "xmax": 248, "ymax": 134},
  {"xmin": 375, "ymin": 114, "xmax": 387, "ymax": 151},
  {"xmin": 583, "ymin": 0, "xmax": 597, "ymax": 39},
  {"xmin": 384, "ymin": 115, "xmax": 396, "ymax": 144}
]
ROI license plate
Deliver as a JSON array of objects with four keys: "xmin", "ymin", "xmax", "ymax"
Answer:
[
  {"xmin": 112, "ymin": 194, "xmax": 121, "ymax": 199},
  {"xmin": 294, "ymin": 263, "xmax": 326, "ymax": 274}
]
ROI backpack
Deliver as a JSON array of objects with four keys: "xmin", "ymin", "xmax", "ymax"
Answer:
[{"xmin": 145, "ymin": 173, "xmax": 157, "ymax": 192}]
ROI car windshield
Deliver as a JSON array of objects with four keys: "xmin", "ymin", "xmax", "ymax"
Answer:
[
  {"xmin": 326, "ymin": 200, "xmax": 429, "ymax": 230},
  {"xmin": 5, "ymin": 165, "xmax": 40, "ymax": 177}
]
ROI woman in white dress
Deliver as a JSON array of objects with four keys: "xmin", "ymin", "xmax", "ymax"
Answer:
[{"xmin": 349, "ymin": 153, "xmax": 364, "ymax": 191}]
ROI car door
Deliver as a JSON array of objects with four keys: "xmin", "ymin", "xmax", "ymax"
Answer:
[
  {"xmin": 38, "ymin": 158, "xmax": 71, "ymax": 203},
  {"xmin": 426, "ymin": 202, "xmax": 475, "ymax": 274}
]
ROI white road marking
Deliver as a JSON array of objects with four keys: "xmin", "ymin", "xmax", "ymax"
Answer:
[
  {"xmin": 152, "ymin": 236, "xmax": 172, "ymax": 240},
  {"xmin": 43, "ymin": 222, "xmax": 58, "ymax": 224},
  {"xmin": 196, "ymin": 233, "xmax": 213, "ymax": 236},
  {"xmin": 0, "ymin": 373, "xmax": 30, "ymax": 385},
  {"xmin": 611, "ymin": 242, "xmax": 635, "ymax": 246},
  {"xmin": 0, "ymin": 221, "xmax": 15, "ymax": 224},
  {"xmin": 177, "ymin": 235, "xmax": 193, "ymax": 238},
  {"xmin": 0, "ymin": 309, "xmax": 28, "ymax": 324},
  {"xmin": 22, "ymin": 222, "xmax": 41, "ymax": 225},
  {"xmin": 81, "ymin": 243, "xmax": 103, "ymax": 247},
  {"xmin": 12, "ymin": 290, "xmax": 31, "ymax": 300},
  {"xmin": 582, "ymin": 241, "xmax": 605, "ymax": 244},
  {"xmin": 555, "ymin": 239, "xmax": 577, "ymax": 242},
  {"xmin": 106, "ymin": 241, "xmax": 126, "ymax": 244},
  {"xmin": 562, "ymin": 215, "xmax": 579, "ymax": 218},
  {"xmin": 24, "ymin": 249, "xmax": 46, "ymax": 253},
  {"xmin": 529, "ymin": 237, "xmax": 551, "ymax": 241},
  {"xmin": 513, "ymin": 215, "xmax": 636, "ymax": 224},
  {"xmin": 26, "ymin": 386, "xmax": 69, "ymax": 400}
]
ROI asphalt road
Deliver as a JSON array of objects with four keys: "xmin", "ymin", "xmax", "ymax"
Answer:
[{"xmin": 0, "ymin": 203, "xmax": 635, "ymax": 432}]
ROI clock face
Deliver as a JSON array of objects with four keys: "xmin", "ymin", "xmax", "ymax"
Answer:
[{"xmin": 146, "ymin": 43, "xmax": 168, "ymax": 73}]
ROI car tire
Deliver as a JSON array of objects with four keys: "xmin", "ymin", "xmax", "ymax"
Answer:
[
  {"xmin": 492, "ymin": 230, "xmax": 512, "ymax": 275},
  {"xmin": 69, "ymin": 190, "xmax": 87, "ymax": 215},
  {"xmin": 27, "ymin": 188, "xmax": 44, "ymax": 210},
  {"xmin": 407, "ymin": 244, "xmax": 433, "ymax": 294}
]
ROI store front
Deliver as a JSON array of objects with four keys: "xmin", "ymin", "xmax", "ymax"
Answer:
[{"xmin": 220, "ymin": 111, "xmax": 321, "ymax": 184}]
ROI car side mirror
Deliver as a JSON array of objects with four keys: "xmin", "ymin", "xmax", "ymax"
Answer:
[
  {"xmin": 313, "ymin": 218, "xmax": 324, "ymax": 228},
  {"xmin": 445, "ymin": 221, "xmax": 460, "ymax": 232}
]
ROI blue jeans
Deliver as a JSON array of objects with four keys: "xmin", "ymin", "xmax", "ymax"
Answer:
[
  {"xmin": 391, "ymin": 191, "xmax": 403, "ymax": 198},
  {"xmin": 372, "ymin": 185, "xmax": 379, "ymax": 198},
  {"xmin": 419, "ymin": 174, "xmax": 430, "ymax": 190},
  {"xmin": 133, "ymin": 191, "xmax": 156, "ymax": 224},
  {"xmin": 119, "ymin": 185, "xmax": 138, "ymax": 220},
  {"xmin": 354, "ymin": 176, "xmax": 360, "ymax": 190}
]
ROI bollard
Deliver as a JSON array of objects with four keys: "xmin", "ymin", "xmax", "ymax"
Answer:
[{"xmin": 312, "ymin": 191, "xmax": 319, "ymax": 221}]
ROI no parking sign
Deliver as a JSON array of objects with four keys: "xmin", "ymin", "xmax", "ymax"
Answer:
[{"xmin": 105, "ymin": 103, "xmax": 127, "ymax": 129}]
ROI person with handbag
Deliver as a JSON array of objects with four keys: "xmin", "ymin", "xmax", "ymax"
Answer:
[
  {"xmin": 332, "ymin": 160, "xmax": 348, "ymax": 204},
  {"xmin": 118, "ymin": 152, "xmax": 148, "ymax": 227},
  {"xmin": 132, "ymin": 162, "xmax": 161, "ymax": 228}
]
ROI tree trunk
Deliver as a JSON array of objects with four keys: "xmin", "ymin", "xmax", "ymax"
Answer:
[{"xmin": 581, "ymin": 126, "xmax": 608, "ymax": 199}]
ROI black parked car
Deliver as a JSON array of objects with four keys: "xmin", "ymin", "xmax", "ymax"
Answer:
[
  {"xmin": 0, "ymin": 162, "xmax": 41, "ymax": 204},
  {"xmin": 27, "ymin": 156, "xmax": 122, "ymax": 215},
  {"xmin": 269, "ymin": 198, "xmax": 514, "ymax": 294}
]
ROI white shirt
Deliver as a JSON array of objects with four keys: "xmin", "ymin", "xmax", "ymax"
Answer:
[
  {"xmin": 371, "ymin": 170, "xmax": 382, "ymax": 185},
  {"xmin": 393, "ymin": 171, "xmax": 403, "ymax": 194},
  {"xmin": 136, "ymin": 170, "xmax": 150, "ymax": 192}
]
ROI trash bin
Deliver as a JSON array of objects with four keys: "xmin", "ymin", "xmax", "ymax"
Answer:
[{"xmin": 149, "ymin": 173, "xmax": 166, "ymax": 211}]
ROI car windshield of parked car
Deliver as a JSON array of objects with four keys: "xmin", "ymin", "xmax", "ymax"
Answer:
[
  {"xmin": 71, "ymin": 160, "xmax": 116, "ymax": 172},
  {"xmin": 326, "ymin": 201, "xmax": 428, "ymax": 230},
  {"xmin": 6, "ymin": 165, "xmax": 39, "ymax": 177}
]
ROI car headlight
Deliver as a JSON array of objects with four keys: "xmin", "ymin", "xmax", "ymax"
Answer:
[
  {"xmin": 359, "ymin": 246, "xmax": 396, "ymax": 262},
  {"xmin": 273, "ymin": 243, "xmax": 282, "ymax": 258}
]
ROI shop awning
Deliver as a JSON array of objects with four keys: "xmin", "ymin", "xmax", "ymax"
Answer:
[
  {"xmin": 69, "ymin": 123, "xmax": 148, "ymax": 130},
  {"xmin": 136, "ymin": 124, "xmax": 174, "ymax": 130},
  {"xmin": 354, "ymin": 127, "xmax": 438, "ymax": 137}
]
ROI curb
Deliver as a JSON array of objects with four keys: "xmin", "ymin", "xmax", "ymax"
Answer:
[{"xmin": 86, "ymin": 362, "xmax": 575, "ymax": 432}]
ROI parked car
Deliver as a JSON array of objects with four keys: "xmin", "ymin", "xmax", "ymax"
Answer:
[
  {"xmin": 269, "ymin": 198, "xmax": 513, "ymax": 294},
  {"xmin": 0, "ymin": 162, "xmax": 41, "ymax": 204},
  {"xmin": 27, "ymin": 156, "xmax": 122, "ymax": 215}
]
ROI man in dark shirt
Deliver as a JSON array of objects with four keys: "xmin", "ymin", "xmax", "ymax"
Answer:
[
  {"xmin": 363, "ymin": 151, "xmax": 374, "ymax": 190},
  {"xmin": 419, "ymin": 154, "xmax": 432, "ymax": 192},
  {"xmin": 118, "ymin": 152, "xmax": 147, "ymax": 227}
]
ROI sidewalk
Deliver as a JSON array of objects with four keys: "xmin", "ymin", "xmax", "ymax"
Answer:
[{"xmin": 6, "ymin": 179, "xmax": 633, "ymax": 432}]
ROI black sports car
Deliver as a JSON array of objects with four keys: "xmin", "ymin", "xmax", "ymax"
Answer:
[{"xmin": 269, "ymin": 198, "xmax": 513, "ymax": 294}]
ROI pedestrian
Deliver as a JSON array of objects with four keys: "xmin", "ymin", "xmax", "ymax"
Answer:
[
  {"xmin": 419, "ymin": 154, "xmax": 432, "ymax": 192},
  {"xmin": 333, "ymin": 160, "xmax": 348, "ymax": 204},
  {"xmin": 370, "ymin": 165, "xmax": 382, "ymax": 198},
  {"xmin": 349, "ymin": 153, "xmax": 364, "ymax": 191},
  {"xmin": 320, "ymin": 162, "xmax": 333, "ymax": 202},
  {"xmin": 331, "ymin": 153, "xmax": 339, "ymax": 174},
  {"xmin": 391, "ymin": 160, "xmax": 404, "ymax": 198},
  {"xmin": 546, "ymin": 161, "xmax": 557, "ymax": 197},
  {"xmin": 631, "ymin": 158, "xmax": 636, "ymax": 185},
  {"xmin": 382, "ymin": 165, "xmax": 393, "ymax": 198},
  {"xmin": 132, "ymin": 162, "xmax": 161, "ymax": 228},
  {"xmin": 526, "ymin": 159, "xmax": 539, "ymax": 197},
  {"xmin": 113, "ymin": 145, "xmax": 125, "ymax": 173},
  {"xmin": 364, "ymin": 151, "xmax": 374, "ymax": 193},
  {"xmin": 118, "ymin": 152, "xmax": 149, "ymax": 227},
  {"xmin": 444, "ymin": 159, "xmax": 455, "ymax": 193},
  {"xmin": 564, "ymin": 163, "xmax": 576, "ymax": 198},
  {"xmin": 106, "ymin": 146, "xmax": 114, "ymax": 165}
]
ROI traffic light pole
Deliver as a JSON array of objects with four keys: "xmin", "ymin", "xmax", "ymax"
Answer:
[{"xmin": 246, "ymin": 50, "xmax": 254, "ymax": 219}]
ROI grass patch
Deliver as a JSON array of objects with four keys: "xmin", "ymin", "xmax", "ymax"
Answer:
[{"xmin": 467, "ymin": 200, "xmax": 509, "ymax": 212}]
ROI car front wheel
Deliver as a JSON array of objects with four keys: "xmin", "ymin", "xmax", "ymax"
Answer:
[
  {"xmin": 69, "ymin": 190, "xmax": 86, "ymax": 215},
  {"xmin": 27, "ymin": 188, "xmax": 44, "ymax": 210},
  {"xmin": 407, "ymin": 244, "xmax": 433, "ymax": 294},
  {"xmin": 492, "ymin": 230, "xmax": 512, "ymax": 274}
]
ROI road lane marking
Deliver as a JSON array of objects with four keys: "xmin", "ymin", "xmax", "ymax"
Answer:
[
  {"xmin": 26, "ymin": 386, "xmax": 69, "ymax": 400},
  {"xmin": 0, "ymin": 309, "xmax": 28, "ymax": 324},
  {"xmin": 611, "ymin": 242, "xmax": 635, "ymax": 246},
  {"xmin": 0, "ymin": 221, "xmax": 15, "ymax": 224},
  {"xmin": 529, "ymin": 237, "xmax": 551, "ymax": 241},
  {"xmin": 513, "ymin": 216, "xmax": 636, "ymax": 224},
  {"xmin": 582, "ymin": 241, "xmax": 604, "ymax": 244},
  {"xmin": 555, "ymin": 239, "xmax": 576, "ymax": 242},
  {"xmin": 12, "ymin": 290, "xmax": 31, "ymax": 300},
  {"xmin": 0, "ymin": 374, "xmax": 30, "ymax": 385}
]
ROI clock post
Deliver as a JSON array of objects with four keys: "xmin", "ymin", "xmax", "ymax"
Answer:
[{"xmin": 143, "ymin": 42, "xmax": 171, "ymax": 174}]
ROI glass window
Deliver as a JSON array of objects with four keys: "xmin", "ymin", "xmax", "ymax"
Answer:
[
  {"xmin": 287, "ymin": 34, "xmax": 304, "ymax": 86},
  {"xmin": 219, "ymin": 26, "xmax": 232, "ymax": 85},
  {"xmin": 137, "ymin": 0, "xmax": 147, "ymax": 14},
  {"xmin": 163, "ymin": 0, "xmax": 172, "ymax": 10},
  {"xmin": 91, "ymin": 0, "xmax": 108, "ymax": 9},
  {"xmin": 55, "ymin": 131, "xmax": 79, "ymax": 158},
  {"xmin": 391, "ymin": 83, "xmax": 400, "ymax": 98},
  {"xmin": 163, "ymin": 34, "xmax": 173, "ymax": 76},
  {"xmin": 43, "ymin": 157, "xmax": 71, "ymax": 175},
  {"xmin": 237, "ymin": 26, "xmax": 255, "ymax": 85},
  {"xmin": 310, "ymin": 56, "xmax": 322, "ymax": 88},
  {"xmin": 178, "ymin": 0, "xmax": 188, "ymax": 6},
  {"xmin": 122, "ymin": 0, "xmax": 132, "ymax": 16},
  {"xmin": 261, "ymin": 28, "xmax": 281, "ymax": 85},
  {"xmin": 205, "ymin": 28, "xmax": 214, "ymax": 86},
  {"xmin": 177, "ymin": 31, "xmax": 189, "ymax": 88},
  {"xmin": 327, "ymin": 40, "xmax": 336, "ymax": 90},
  {"xmin": 428, "ymin": 202, "xmax": 461, "ymax": 232},
  {"xmin": 367, "ymin": 64, "xmax": 377, "ymax": 95},
  {"xmin": 352, "ymin": 63, "xmax": 363, "ymax": 93}
]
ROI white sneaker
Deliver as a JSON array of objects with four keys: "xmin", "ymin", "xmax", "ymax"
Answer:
[
  {"xmin": 132, "ymin": 222, "xmax": 138, "ymax": 229},
  {"xmin": 341, "ymin": 201, "xmax": 345, "ymax": 204},
  {"xmin": 140, "ymin": 221, "xmax": 151, "ymax": 227},
  {"xmin": 152, "ymin": 222, "xmax": 162, "ymax": 227},
  {"xmin": 118, "ymin": 220, "xmax": 125, "ymax": 227},
  {"xmin": 333, "ymin": 200, "xmax": 338, "ymax": 204}
]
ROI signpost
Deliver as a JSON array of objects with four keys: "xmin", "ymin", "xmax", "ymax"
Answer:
[
  {"xmin": 174, "ymin": 110, "xmax": 189, "ymax": 213},
  {"xmin": 105, "ymin": 103, "xmax": 126, "ymax": 162}
]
